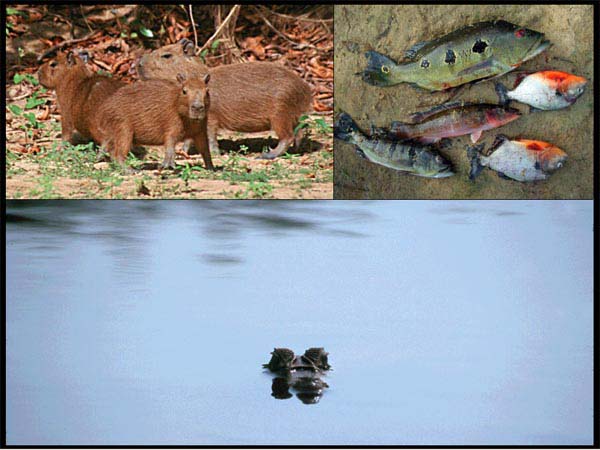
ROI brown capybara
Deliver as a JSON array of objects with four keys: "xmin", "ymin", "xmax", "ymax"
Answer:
[
  {"xmin": 90, "ymin": 73, "xmax": 213, "ymax": 170},
  {"xmin": 37, "ymin": 51, "xmax": 125, "ymax": 144},
  {"xmin": 137, "ymin": 39, "xmax": 313, "ymax": 159}
]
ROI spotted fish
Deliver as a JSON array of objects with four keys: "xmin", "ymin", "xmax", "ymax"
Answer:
[
  {"xmin": 362, "ymin": 20, "xmax": 551, "ymax": 91},
  {"xmin": 334, "ymin": 112, "xmax": 454, "ymax": 178}
]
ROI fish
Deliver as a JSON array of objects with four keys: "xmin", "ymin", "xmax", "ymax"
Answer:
[
  {"xmin": 362, "ymin": 20, "xmax": 551, "ymax": 91},
  {"xmin": 373, "ymin": 101, "xmax": 521, "ymax": 144},
  {"xmin": 468, "ymin": 135, "xmax": 567, "ymax": 182},
  {"xmin": 495, "ymin": 70, "xmax": 588, "ymax": 111},
  {"xmin": 334, "ymin": 112, "xmax": 454, "ymax": 178}
]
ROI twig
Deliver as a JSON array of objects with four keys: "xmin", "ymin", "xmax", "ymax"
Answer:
[
  {"xmin": 197, "ymin": 5, "xmax": 241, "ymax": 54},
  {"xmin": 79, "ymin": 5, "xmax": 93, "ymax": 33},
  {"xmin": 258, "ymin": 6, "xmax": 333, "ymax": 23},
  {"xmin": 188, "ymin": 5, "xmax": 198, "ymax": 49},
  {"xmin": 37, "ymin": 30, "xmax": 102, "ymax": 62},
  {"xmin": 252, "ymin": 7, "xmax": 327, "ymax": 51}
]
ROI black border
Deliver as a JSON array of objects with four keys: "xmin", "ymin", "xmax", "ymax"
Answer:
[{"xmin": 2, "ymin": 1, "xmax": 598, "ymax": 448}]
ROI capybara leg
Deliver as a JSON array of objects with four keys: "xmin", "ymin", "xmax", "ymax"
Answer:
[
  {"xmin": 294, "ymin": 127, "xmax": 305, "ymax": 149},
  {"xmin": 161, "ymin": 136, "xmax": 178, "ymax": 169},
  {"xmin": 111, "ymin": 127, "xmax": 133, "ymax": 165},
  {"xmin": 182, "ymin": 138, "xmax": 196, "ymax": 155},
  {"xmin": 259, "ymin": 136, "xmax": 294, "ymax": 160},
  {"xmin": 60, "ymin": 117, "xmax": 75, "ymax": 144},
  {"xmin": 259, "ymin": 115, "xmax": 295, "ymax": 159},
  {"xmin": 194, "ymin": 133, "xmax": 214, "ymax": 171},
  {"xmin": 207, "ymin": 119, "xmax": 221, "ymax": 156}
]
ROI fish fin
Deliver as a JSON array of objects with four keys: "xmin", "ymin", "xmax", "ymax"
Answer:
[
  {"xmin": 470, "ymin": 130, "xmax": 483, "ymax": 143},
  {"xmin": 436, "ymin": 138, "xmax": 453, "ymax": 150},
  {"xmin": 361, "ymin": 51, "xmax": 399, "ymax": 87},
  {"xmin": 354, "ymin": 146, "xmax": 368, "ymax": 160},
  {"xmin": 490, "ymin": 134, "xmax": 509, "ymax": 152},
  {"xmin": 370, "ymin": 125, "xmax": 389, "ymax": 139},
  {"xmin": 457, "ymin": 58, "xmax": 512, "ymax": 78},
  {"xmin": 497, "ymin": 172, "xmax": 512, "ymax": 180},
  {"xmin": 467, "ymin": 143, "xmax": 486, "ymax": 180},
  {"xmin": 334, "ymin": 112, "xmax": 360, "ymax": 142},
  {"xmin": 404, "ymin": 40, "xmax": 429, "ymax": 60},
  {"xmin": 388, "ymin": 121, "xmax": 411, "ymax": 139},
  {"xmin": 408, "ymin": 101, "xmax": 473, "ymax": 123},
  {"xmin": 529, "ymin": 106, "xmax": 543, "ymax": 113},
  {"xmin": 417, "ymin": 136, "xmax": 440, "ymax": 144},
  {"xmin": 513, "ymin": 71, "xmax": 532, "ymax": 88},
  {"xmin": 494, "ymin": 82, "xmax": 511, "ymax": 106}
]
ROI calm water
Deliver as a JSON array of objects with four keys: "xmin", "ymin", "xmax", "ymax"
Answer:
[{"xmin": 6, "ymin": 200, "xmax": 593, "ymax": 445}]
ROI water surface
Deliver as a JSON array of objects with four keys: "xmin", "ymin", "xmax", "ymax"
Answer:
[{"xmin": 6, "ymin": 200, "xmax": 593, "ymax": 445}]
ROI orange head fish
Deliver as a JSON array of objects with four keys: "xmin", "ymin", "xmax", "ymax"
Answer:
[
  {"xmin": 532, "ymin": 71, "xmax": 588, "ymax": 104},
  {"xmin": 516, "ymin": 139, "xmax": 568, "ymax": 172}
]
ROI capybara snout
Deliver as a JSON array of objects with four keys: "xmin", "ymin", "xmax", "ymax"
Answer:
[{"xmin": 177, "ymin": 72, "xmax": 210, "ymax": 120}]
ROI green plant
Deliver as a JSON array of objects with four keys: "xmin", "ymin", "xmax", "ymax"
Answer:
[
  {"xmin": 294, "ymin": 114, "xmax": 332, "ymax": 136},
  {"xmin": 200, "ymin": 39, "xmax": 220, "ymax": 62}
]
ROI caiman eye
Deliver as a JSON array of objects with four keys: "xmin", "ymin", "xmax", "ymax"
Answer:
[
  {"xmin": 381, "ymin": 65, "xmax": 390, "ymax": 74},
  {"xmin": 515, "ymin": 29, "xmax": 526, "ymax": 38}
]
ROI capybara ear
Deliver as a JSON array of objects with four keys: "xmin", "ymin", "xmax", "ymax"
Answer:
[
  {"xmin": 176, "ymin": 72, "xmax": 187, "ymax": 84},
  {"xmin": 203, "ymin": 73, "xmax": 211, "ymax": 85},
  {"xmin": 181, "ymin": 39, "xmax": 196, "ymax": 56},
  {"xmin": 66, "ymin": 51, "xmax": 76, "ymax": 66},
  {"xmin": 77, "ymin": 49, "xmax": 90, "ymax": 64}
]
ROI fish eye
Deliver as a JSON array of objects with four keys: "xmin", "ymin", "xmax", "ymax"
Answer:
[
  {"xmin": 381, "ymin": 65, "xmax": 390, "ymax": 74},
  {"xmin": 515, "ymin": 29, "xmax": 526, "ymax": 38},
  {"xmin": 557, "ymin": 162, "xmax": 563, "ymax": 168}
]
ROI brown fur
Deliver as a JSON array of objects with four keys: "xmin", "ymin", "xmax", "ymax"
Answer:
[
  {"xmin": 90, "ymin": 75, "xmax": 213, "ymax": 170},
  {"xmin": 38, "ymin": 51, "xmax": 125, "ymax": 144},
  {"xmin": 138, "ymin": 39, "xmax": 313, "ymax": 159}
]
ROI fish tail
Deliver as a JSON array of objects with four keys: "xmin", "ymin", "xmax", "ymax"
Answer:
[
  {"xmin": 389, "ymin": 121, "xmax": 411, "ymax": 138},
  {"xmin": 361, "ymin": 51, "xmax": 400, "ymax": 87},
  {"xmin": 468, "ymin": 144, "xmax": 486, "ymax": 180},
  {"xmin": 334, "ymin": 112, "xmax": 360, "ymax": 142},
  {"xmin": 494, "ymin": 82, "xmax": 511, "ymax": 107}
]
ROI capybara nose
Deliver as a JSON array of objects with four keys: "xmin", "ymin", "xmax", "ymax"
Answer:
[{"xmin": 191, "ymin": 103, "xmax": 205, "ymax": 116}]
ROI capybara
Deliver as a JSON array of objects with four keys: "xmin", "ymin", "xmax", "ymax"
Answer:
[
  {"xmin": 90, "ymin": 73, "xmax": 213, "ymax": 170},
  {"xmin": 37, "ymin": 51, "xmax": 125, "ymax": 144},
  {"xmin": 137, "ymin": 39, "xmax": 313, "ymax": 159}
]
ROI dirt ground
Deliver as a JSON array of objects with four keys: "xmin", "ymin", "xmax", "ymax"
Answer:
[
  {"xmin": 6, "ymin": 123, "xmax": 332, "ymax": 199},
  {"xmin": 333, "ymin": 5, "xmax": 594, "ymax": 199},
  {"xmin": 5, "ymin": 5, "xmax": 333, "ymax": 199}
]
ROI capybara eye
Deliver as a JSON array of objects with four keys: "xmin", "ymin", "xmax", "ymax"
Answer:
[
  {"xmin": 161, "ymin": 54, "xmax": 172, "ymax": 59},
  {"xmin": 50, "ymin": 61, "xmax": 58, "ymax": 68},
  {"xmin": 182, "ymin": 87, "xmax": 187, "ymax": 95}
]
